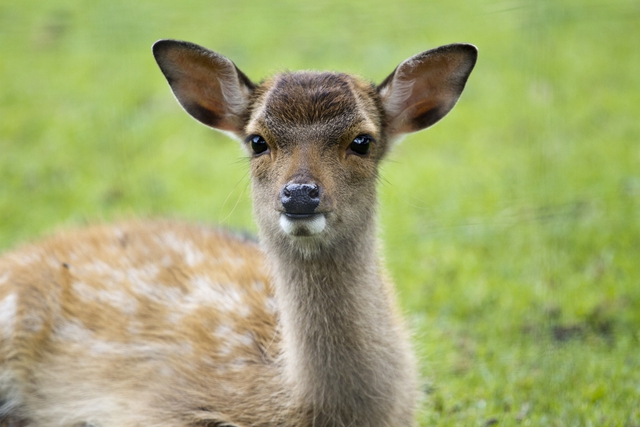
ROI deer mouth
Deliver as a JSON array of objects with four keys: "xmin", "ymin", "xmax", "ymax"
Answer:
[
  {"xmin": 279, "ymin": 213, "xmax": 326, "ymax": 236},
  {"xmin": 284, "ymin": 213, "xmax": 316, "ymax": 219}
]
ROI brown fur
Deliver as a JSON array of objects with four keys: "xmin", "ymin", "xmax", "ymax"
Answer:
[{"xmin": 0, "ymin": 40, "xmax": 477, "ymax": 426}]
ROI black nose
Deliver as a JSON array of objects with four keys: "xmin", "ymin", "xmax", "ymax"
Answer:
[{"xmin": 281, "ymin": 183, "xmax": 320, "ymax": 216}]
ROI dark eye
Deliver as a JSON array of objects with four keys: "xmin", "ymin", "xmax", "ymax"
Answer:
[
  {"xmin": 348, "ymin": 134, "xmax": 373, "ymax": 156},
  {"xmin": 247, "ymin": 135, "xmax": 269, "ymax": 155}
]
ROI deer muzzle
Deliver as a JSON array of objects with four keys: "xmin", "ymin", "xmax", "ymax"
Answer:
[{"xmin": 279, "ymin": 183, "xmax": 326, "ymax": 236}]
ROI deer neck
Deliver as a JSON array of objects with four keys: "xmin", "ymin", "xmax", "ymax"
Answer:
[{"xmin": 262, "ymin": 216, "xmax": 414, "ymax": 425}]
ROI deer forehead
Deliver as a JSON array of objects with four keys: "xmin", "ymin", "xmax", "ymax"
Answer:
[{"xmin": 247, "ymin": 71, "xmax": 381, "ymax": 146}]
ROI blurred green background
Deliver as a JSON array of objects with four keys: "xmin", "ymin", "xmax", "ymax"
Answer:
[{"xmin": 1, "ymin": 0, "xmax": 639, "ymax": 425}]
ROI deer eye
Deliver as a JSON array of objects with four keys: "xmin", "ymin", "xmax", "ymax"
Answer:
[
  {"xmin": 247, "ymin": 135, "xmax": 270, "ymax": 155},
  {"xmin": 348, "ymin": 134, "xmax": 373, "ymax": 156}
]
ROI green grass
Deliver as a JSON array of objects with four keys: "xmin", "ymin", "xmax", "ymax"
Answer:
[{"xmin": 2, "ymin": 0, "xmax": 639, "ymax": 424}]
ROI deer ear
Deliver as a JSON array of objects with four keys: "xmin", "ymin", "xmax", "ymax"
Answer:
[
  {"xmin": 153, "ymin": 39, "xmax": 256, "ymax": 136},
  {"xmin": 377, "ymin": 44, "xmax": 477, "ymax": 137}
]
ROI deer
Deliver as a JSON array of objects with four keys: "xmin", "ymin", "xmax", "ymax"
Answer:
[{"xmin": 0, "ymin": 39, "xmax": 477, "ymax": 427}]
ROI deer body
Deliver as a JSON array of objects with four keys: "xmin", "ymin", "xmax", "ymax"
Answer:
[{"xmin": 0, "ymin": 40, "xmax": 477, "ymax": 426}]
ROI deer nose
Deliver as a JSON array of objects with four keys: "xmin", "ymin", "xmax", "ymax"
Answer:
[{"xmin": 281, "ymin": 183, "xmax": 320, "ymax": 217}]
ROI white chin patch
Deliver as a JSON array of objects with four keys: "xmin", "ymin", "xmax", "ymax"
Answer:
[{"xmin": 279, "ymin": 214, "xmax": 326, "ymax": 236}]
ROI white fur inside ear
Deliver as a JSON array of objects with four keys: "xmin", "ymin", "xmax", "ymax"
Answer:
[
  {"xmin": 216, "ymin": 70, "xmax": 251, "ymax": 116},
  {"xmin": 379, "ymin": 74, "xmax": 416, "ymax": 118},
  {"xmin": 279, "ymin": 214, "xmax": 326, "ymax": 236}
]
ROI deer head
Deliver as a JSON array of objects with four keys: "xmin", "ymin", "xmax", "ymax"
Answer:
[{"xmin": 153, "ymin": 40, "xmax": 477, "ymax": 256}]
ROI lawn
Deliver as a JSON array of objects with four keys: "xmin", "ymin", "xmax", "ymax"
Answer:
[{"xmin": 1, "ymin": 0, "xmax": 639, "ymax": 425}]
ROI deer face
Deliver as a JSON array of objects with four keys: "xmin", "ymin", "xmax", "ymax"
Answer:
[
  {"xmin": 245, "ymin": 72, "xmax": 386, "ymax": 245},
  {"xmin": 153, "ymin": 40, "xmax": 477, "ymax": 251}
]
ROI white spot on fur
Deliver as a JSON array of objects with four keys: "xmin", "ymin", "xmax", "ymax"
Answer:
[
  {"xmin": 266, "ymin": 297, "xmax": 278, "ymax": 314},
  {"xmin": 161, "ymin": 255, "xmax": 172, "ymax": 267},
  {"xmin": 0, "ymin": 272, "xmax": 10, "ymax": 285},
  {"xmin": 57, "ymin": 319, "xmax": 193, "ymax": 357},
  {"xmin": 213, "ymin": 325, "xmax": 254, "ymax": 356},
  {"xmin": 73, "ymin": 281, "xmax": 138, "ymax": 315},
  {"xmin": 201, "ymin": 356, "xmax": 216, "ymax": 367},
  {"xmin": 57, "ymin": 319, "xmax": 93, "ymax": 342},
  {"xmin": 215, "ymin": 325, "xmax": 234, "ymax": 339},
  {"xmin": 214, "ymin": 326, "xmax": 254, "ymax": 354},
  {"xmin": 252, "ymin": 281, "xmax": 265, "ymax": 292},
  {"xmin": 22, "ymin": 312, "xmax": 44, "ymax": 332},
  {"xmin": 0, "ymin": 293, "xmax": 17, "ymax": 339},
  {"xmin": 188, "ymin": 276, "xmax": 250, "ymax": 317},
  {"xmin": 114, "ymin": 228, "xmax": 124, "ymax": 241},
  {"xmin": 18, "ymin": 253, "xmax": 42, "ymax": 266},
  {"xmin": 219, "ymin": 343, "xmax": 233, "ymax": 356},
  {"xmin": 127, "ymin": 265, "xmax": 160, "ymax": 284},
  {"xmin": 83, "ymin": 261, "xmax": 115, "ymax": 276},
  {"xmin": 132, "ymin": 280, "xmax": 182, "ymax": 304},
  {"xmin": 159, "ymin": 232, "xmax": 205, "ymax": 267},
  {"xmin": 90, "ymin": 340, "xmax": 193, "ymax": 357},
  {"xmin": 279, "ymin": 214, "xmax": 326, "ymax": 236},
  {"xmin": 128, "ymin": 321, "xmax": 143, "ymax": 335},
  {"xmin": 46, "ymin": 258, "xmax": 62, "ymax": 269},
  {"xmin": 128, "ymin": 265, "xmax": 183, "ymax": 305},
  {"xmin": 206, "ymin": 250, "xmax": 245, "ymax": 269},
  {"xmin": 159, "ymin": 365, "xmax": 174, "ymax": 377},
  {"xmin": 72, "ymin": 281, "xmax": 92, "ymax": 299},
  {"xmin": 231, "ymin": 358, "xmax": 247, "ymax": 368},
  {"xmin": 165, "ymin": 277, "xmax": 252, "ymax": 324},
  {"xmin": 238, "ymin": 332, "xmax": 254, "ymax": 347}
]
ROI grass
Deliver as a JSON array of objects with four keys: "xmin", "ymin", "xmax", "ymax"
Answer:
[{"xmin": 1, "ymin": 0, "xmax": 639, "ymax": 424}]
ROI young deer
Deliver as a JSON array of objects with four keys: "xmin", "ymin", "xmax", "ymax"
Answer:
[{"xmin": 0, "ymin": 40, "xmax": 476, "ymax": 426}]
